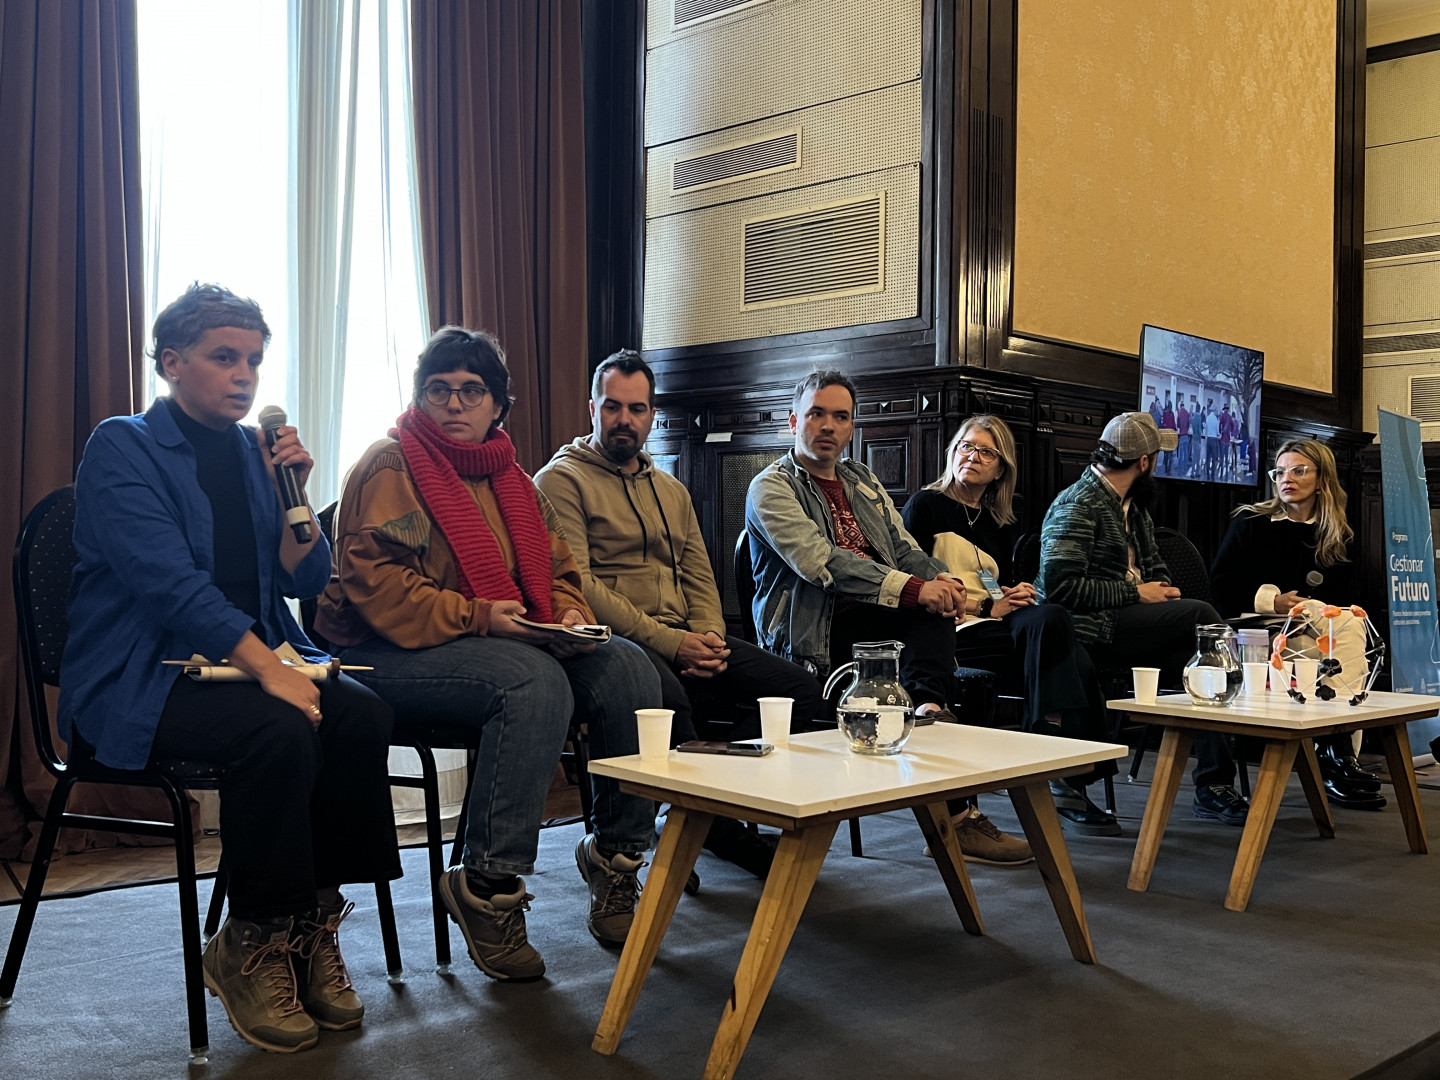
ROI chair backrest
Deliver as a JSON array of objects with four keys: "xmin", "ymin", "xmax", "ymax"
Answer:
[
  {"xmin": 299, "ymin": 501, "xmax": 339, "ymax": 650},
  {"xmin": 13, "ymin": 485, "xmax": 79, "ymax": 774},
  {"xmin": 1012, "ymin": 530, "xmax": 1042, "ymax": 586},
  {"xmin": 1154, "ymin": 526, "xmax": 1211, "ymax": 605},
  {"xmin": 733, "ymin": 528, "xmax": 758, "ymax": 643}
]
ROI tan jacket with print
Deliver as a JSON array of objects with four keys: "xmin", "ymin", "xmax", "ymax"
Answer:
[{"xmin": 316, "ymin": 437, "xmax": 593, "ymax": 649}]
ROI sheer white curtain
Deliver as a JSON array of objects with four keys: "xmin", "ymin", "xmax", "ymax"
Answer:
[
  {"xmin": 291, "ymin": 0, "xmax": 428, "ymax": 507},
  {"xmin": 138, "ymin": 0, "xmax": 428, "ymax": 507}
]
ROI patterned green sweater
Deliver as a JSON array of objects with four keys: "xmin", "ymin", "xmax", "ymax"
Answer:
[{"xmin": 1036, "ymin": 467, "xmax": 1171, "ymax": 645}]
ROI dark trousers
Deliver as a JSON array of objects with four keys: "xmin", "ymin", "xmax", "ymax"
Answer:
[
  {"xmin": 952, "ymin": 603, "xmax": 1117, "ymax": 785},
  {"xmin": 829, "ymin": 602, "xmax": 956, "ymax": 709},
  {"xmin": 641, "ymin": 635, "xmax": 825, "ymax": 744},
  {"xmin": 152, "ymin": 673, "xmax": 402, "ymax": 921},
  {"xmin": 1084, "ymin": 598, "xmax": 1235, "ymax": 788}
]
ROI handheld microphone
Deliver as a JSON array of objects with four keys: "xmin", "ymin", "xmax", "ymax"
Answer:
[
  {"xmin": 1305, "ymin": 571, "xmax": 1324, "ymax": 589},
  {"xmin": 257, "ymin": 406, "xmax": 314, "ymax": 543}
]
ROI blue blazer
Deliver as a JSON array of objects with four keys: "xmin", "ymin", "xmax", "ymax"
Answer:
[{"xmin": 58, "ymin": 399, "xmax": 330, "ymax": 769}]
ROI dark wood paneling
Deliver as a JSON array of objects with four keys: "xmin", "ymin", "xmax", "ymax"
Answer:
[
  {"xmin": 581, "ymin": 0, "xmax": 644, "ymax": 366},
  {"xmin": 1367, "ymin": 32, "xmax": 1440, "ymax": 63},
  {"xmin": 582, "ymin": 0, "xmax": 1376, "ymax": 631}
]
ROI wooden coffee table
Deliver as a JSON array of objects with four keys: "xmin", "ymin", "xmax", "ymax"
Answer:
[
  {"xmin": 588, "ymin": 724, "xmax": 1125, "ymax": 1080},
  {"xmin": 1111, "ymin": 690, "xmax": 1440, "ymax": 912}
]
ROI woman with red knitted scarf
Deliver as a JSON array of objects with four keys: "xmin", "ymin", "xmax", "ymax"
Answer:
[{"xmin": 317, "ymin": 327, "xmax": 661, "ymax": 982}]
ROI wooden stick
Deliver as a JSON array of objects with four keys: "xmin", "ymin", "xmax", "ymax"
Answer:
[
  {"xmin": 913, "ymin": 802, "xmax": 983, "ymax": 935},
  {"xmin": 1010, "ymin": 782, "xmax": 1097, "ymax": 964},
  {"xmin": 702, "ymin": 821, "xmax": 837, "ymax": 1080},
  {"xmin": 1128, "ymin": 727, "xmax": 1193, "ymax": 892},
  {"xmin": 592, "ymin": 806, "xmax": 712, "ymax": 1055},
  {"xmin": 1225, "ymin": 738, "xmax": 1299, "ymax": 911}
]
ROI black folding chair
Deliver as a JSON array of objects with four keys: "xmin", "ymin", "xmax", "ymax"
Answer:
[{"xmin": 1, "ymin": 486, "xmax": 401, "ymax": 1060}]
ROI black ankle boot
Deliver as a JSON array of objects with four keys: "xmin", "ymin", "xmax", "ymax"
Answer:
[
  {"xmin": 1322, "ymin": 776, "xmax": 1387, "ymax": 811},
  {"xmin": 1316, "ymin": 739, "xmax": 1381, "ymax": 792}
]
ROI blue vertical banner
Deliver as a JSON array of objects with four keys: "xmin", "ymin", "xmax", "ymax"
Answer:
[{"xmin": 1377, "ymin": 408, "xmax": 1440, "ymax": 755}]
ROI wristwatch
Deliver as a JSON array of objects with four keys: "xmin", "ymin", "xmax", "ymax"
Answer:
[{"xmin": 978, "ymin": 597, "xmax": 994, "ymax": 618}]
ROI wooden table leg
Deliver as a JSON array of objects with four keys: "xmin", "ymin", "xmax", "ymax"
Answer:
[
  {"xmin": 1294, "ymin": 738, "xmax": 1336, "ymax": 839},
  {"xmin": 701, "ymin": 821, "xmax": 837, "ymax": 1080},
  {"xmin": 913, "ymin": 802, "xmax": 984, "ymax": 935},
  {"xmin": 1128, "ymin": 727, "xmax": 1193, "ymax": 892},
  {"xmin": 1009, "ymin": 782, "xmax": 1097, "ymax": 964},
  {"xmin": 1225, "ymin": 739, "xmax": 1299, "ymax": 912},
  {"xmin": 1379, "ymin": 723, "xmax": 1430, "ymax": 855},
  {"xmin": 592, "ymin": 806, "xmax": 713, "ymax": 1055}
]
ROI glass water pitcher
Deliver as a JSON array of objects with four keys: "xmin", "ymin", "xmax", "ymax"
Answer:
[
  {"xmin": 834, "ymin": 640, "xmax": 915, "ymax": 755},
  {"xmin": 1182, "ymin": 623, "xmax": 1242, "ymax": 707}
]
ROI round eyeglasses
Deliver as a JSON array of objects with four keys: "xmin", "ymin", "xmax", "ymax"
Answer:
[
  {"xmin": 956, "ymin": 441, "xmax": 1000, "ymax": 464},
  {"xmin": 423, "ymin": 382, "xmax": 491, "ymax": 409},
  {"xmin": 1268, "ymin": 464, "xmax": 1313, "ymax": 482}
]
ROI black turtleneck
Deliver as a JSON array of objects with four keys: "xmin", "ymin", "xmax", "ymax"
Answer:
[{"xmin": 165, "ymin": 397, "xmax": 263, "ymax": 632}]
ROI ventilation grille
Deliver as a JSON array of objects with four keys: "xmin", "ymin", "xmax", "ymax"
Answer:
[
  {"xmin": 673, "ymin": 130, "xmax": 800, "ymax": 194},
  {"xmin": 1366, "ymin": 331, "xmax": 1440, "ymax": 355},
  {"xmin": 742, "ymin": 193, "xmax": 885, "ymax": 309},
  {"xmin": 1365, "ymin": 234, "xmax": 1440, "ymax": 261},
  {"xmin": 674, "ymin": 0, "xmax": 769, "ymax": 29},
  {"xmin": 1411, "ymin": 374, "xmax": 1440, "ymax": 421}
]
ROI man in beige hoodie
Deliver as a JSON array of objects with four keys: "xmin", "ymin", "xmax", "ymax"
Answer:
[{"xmin": 536, "ymin": 350, "xmax": 824, "ymax": 877}]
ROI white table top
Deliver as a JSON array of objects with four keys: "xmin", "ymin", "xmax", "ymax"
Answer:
[
  {"xmin": 588, "ymin": 724, "xmax": 1126, "ymax": 821},
  {"xmin": 1106, "ymin": 690, "xmax": 1440, "ymax": 732}
]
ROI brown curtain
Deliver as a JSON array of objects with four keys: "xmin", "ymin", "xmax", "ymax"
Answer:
[
  {"xmin": 0, "ymin": 0, "xmax": 149, "ymax": 859},
  {"xmin": 411, "ymin": 0, "xmax": 589, "ymax": 473}
]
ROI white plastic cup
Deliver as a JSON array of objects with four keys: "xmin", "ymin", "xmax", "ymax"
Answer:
[
  {"xmin": 1242, "ymin": 662, "xmax": 1268, "ymax": 697},
  {"xmin": 635, "ymin": 708, "xmax": 674, "ymax": 762},
  {"xmin": 757, "ymin": 696, "xmax": 793, "ymax": 748},
  {"xmin": 1132, "ymin": 667, "xmax": 1161, "ymax": 705},
  {"xmin": 1293, "ymin": 658, "xmax": 1320, "ymax": 695}
]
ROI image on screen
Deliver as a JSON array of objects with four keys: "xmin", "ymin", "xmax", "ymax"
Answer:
[{"xmin": 1139, "ymin": 324, "xmax": 1263, "ymax": 487}]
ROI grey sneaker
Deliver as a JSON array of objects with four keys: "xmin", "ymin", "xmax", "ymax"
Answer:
[
  {"xmin": 953, "ymin": 807, "xmax": 1034, "ymax": 866},
  {"xmin": 294, "ymin": 899, "xmax": 363, "ymax": 1030},
  {"xmin": 575, "ymin": 834, "xmax": 644, "ymax": 948},
  {"xmin": 202, "ymin": 916, "xmax": 319, "ymax": 1054},
  {"xmin": 437, "ymin": 868, "xmax": 546, "ymax": 981}
]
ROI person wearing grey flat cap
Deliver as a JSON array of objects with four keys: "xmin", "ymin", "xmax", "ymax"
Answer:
[{"xmin": 1037, "ymin": 411, "xmax": 1248, "ymax": 827}]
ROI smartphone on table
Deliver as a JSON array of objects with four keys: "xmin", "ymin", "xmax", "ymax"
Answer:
[{"xmin": 676, "ymin": 740, "xmax": 774, "ymax": 757}]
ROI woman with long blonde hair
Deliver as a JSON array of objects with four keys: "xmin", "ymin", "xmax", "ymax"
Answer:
[
  {"xmin": 903, "ymin": 415, "xmax": 1119, "ymax": 837},
  {"xmin": 1210, "ymin": 438, "xmax": 1377, "ymax": 809}
]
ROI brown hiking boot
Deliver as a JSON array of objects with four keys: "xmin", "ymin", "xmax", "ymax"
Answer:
[
  {"xmin": 437, "ymin": 868, "xmax": 546, "ymax": 982},
  {"xmin": 574, "ymin": 834, "xmax": 643, "ymax": 948},
  {"xmin": 294, "ymin": 899, "xmax": 364, "ymax": 1030},
  {"xmin": 202, "ymin": 916, "xmax": 319, "ymax": 1053},
  {"xmin": 953, "ymin": 806, "xmax": 1034, "ymax": 866}
]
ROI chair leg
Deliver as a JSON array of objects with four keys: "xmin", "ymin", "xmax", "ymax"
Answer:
[
  {"xmin": 203, "ymin": 854, "xmax": 228, "ymax": 944},
  {"xmin": 1, "ymin": 776, "xmax": 76, "ymax": 1004},
  {"xmin": 448, "ymin": 749, "xmax": 479, "ymax": 870},
  {"xmin": 413, "ymin": 744, "xmax": 449, "ymax": 973},
  {"xmin": 1235, "ymin": 737, "xmax": 1251, "ymax": 799},
  {"xmin": 573, "ymin": 727, "xmax": 596, "ymax": 835},
  {"xmin": 374, "ymin": 880, "xmax": 403, "ymax": 983},
  {"xmin": 1101, "ymin": 773, "xmax": 1116, "ymax": 816},
  {"xmin": 1128, "ymin": 741, "xmax": 1147, "ymax": 781},
  {"xmin": 848, "ymin": 817, "xmax": 863, "ymax": 856},
  {"xmin": 159, "ymin": 779, "xmax": 210, "ymax": 1062}
]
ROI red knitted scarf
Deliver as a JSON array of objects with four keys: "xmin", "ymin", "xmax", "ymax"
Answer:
[{"xmin": 392, "ymin": 407, "xmax": 553, "ymax": 621}]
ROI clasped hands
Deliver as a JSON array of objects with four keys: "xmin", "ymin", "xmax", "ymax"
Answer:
[{"xmin": 677, "ymin": 630, "xmax": 730, "ymax": 678}]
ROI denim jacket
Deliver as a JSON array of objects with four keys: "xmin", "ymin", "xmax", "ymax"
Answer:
[{"xmin": 744, "ymin": 451, "xmax": 947, "ymax": 677}]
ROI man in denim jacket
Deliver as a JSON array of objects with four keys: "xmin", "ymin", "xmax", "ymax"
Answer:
[{"xmin": 745, "ymin": 370, "xmax": 1032, "ymax": 865}]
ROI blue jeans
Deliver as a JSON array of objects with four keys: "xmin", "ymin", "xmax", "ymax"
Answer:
[{"xmin": 341, "ymin": 634, "xmax": 661, "ymax": 875}]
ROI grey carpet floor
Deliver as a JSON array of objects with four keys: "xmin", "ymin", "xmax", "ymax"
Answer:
[{"xmin": 2, "ymin": 766, "xmax": 1439, "ymax": 1080}]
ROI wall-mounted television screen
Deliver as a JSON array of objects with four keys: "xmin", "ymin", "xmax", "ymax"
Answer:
[{"xmin": 1139, "ymin": 324, "xmax": 1264, "ymax": 487}]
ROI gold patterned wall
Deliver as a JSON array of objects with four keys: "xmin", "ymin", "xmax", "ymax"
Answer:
[{"xmin": 1013, "ymin": 0, "xmax": 1337, "ymax": 392}]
